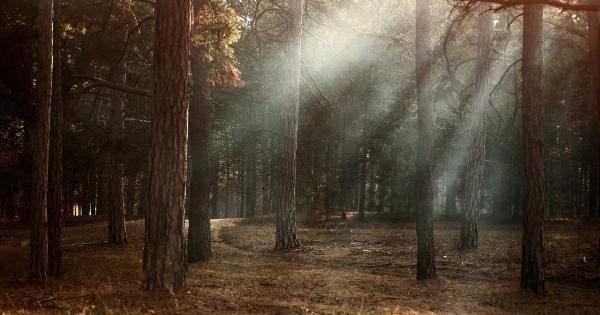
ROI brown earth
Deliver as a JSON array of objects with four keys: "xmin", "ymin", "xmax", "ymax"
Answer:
[{"xmin": 1, "ymin": 216, "xmax": 600, "ymax": 314}]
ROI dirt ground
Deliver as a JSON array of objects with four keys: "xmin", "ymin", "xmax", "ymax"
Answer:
[{"xmin": 1, "ymin": 216, "xmax": 600, "ymax": 314}]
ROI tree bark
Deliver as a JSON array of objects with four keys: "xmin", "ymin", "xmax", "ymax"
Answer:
[
  {"xmin": 520, "ymin": 3, "xmax": 545, "ymax": 294},
  {"xmin": 274, "ymin": 0, "xmax": 303, "ymax": 250},
  {"xmin": 210, "ymin": 156, "xmax": 219, "ymax": 218},
  {"xmin": 415, "ymin": 0, "xmax": 436, "ymax": 280},
  {"xmin": 246, "ymin": 137, "xmax": 257, "ymax": 218},
  {"xmin": 187, "ymin": 31, "xmax": 212, "ymax": 263},
  {"xmin": 143, "ymin": 0, "xmax": 191, "ymax": 294},
  {"xmin": 30, "ymin": 0, "xmax": 53, "ymax": 283},
  {"xmin": 48, "ymin": 5, "xmax": 63, "ymax": 277},
  {"xmin": 459, "ymin": 4, "xmax": 493, "ymax": 251},
  {"xmin": 107, "ymin": 60, "xmax": 127, "ymax": 244}
]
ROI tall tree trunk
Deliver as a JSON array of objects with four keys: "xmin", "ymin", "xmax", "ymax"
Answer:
[
  {"xmin": 143, "ymin": 0, "xmax": 191, "ymax": 294},
  {"xmin": 521, "ymin": 3, "xmax": 545, "ymax": 294},
  {"xmin": 274, "ymin": 0, "xmax": 303, "ymax": 250},
  {"xmin": 587, "ymin": 4, "xmax": 600, "ymax": 258},
  {"xmin": 48, "ymin": 6, "xmax": 63, "ymax": 277},
  {"xmin": 125, "ymin": 173, "xmax": 137, "ymax": 218},
  {"xmin": 358, "ymin": 146, "xmax": 367, "ymax": 221},
  {"xmin": 246, "ymin": 137, "xmax": 257, "ymax": 218},
  {"xmin": 459, "ymin": 4, "xmax": 493, "ymax": 251},
  {"xmin": 239, "ymin": 158, "xmax": 245, "ymax": 217},
  {"xmin": 415, "ymin": 0, "xmax": 436, "ymax": 280},
  {"xmin": 187, "ymin": 25, "xmax": 212, "ymax": 262},
  {"xmin": 210, "ymin": 156, "xmax": 219, "ymax": 218},
  {"xmin": 445, "ymin": 179, "xmax": 458, "ymax": 218},
  {"xmin": 367, "ymin": 149, "xmax": 376, "ymax": 212},
  {"xmin": 107, "ymin": 61, "xmax": 127, "ymax": 244},
  {"xmin": 30, "ymin": 0, "xmax": 53, "ymax": 283}
]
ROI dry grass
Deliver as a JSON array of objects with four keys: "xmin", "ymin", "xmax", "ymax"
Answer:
[{"xmin": 1, "ymin": 216, "xmax": 600, "ymax": 314}]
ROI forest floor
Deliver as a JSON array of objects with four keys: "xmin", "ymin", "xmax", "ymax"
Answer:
[{"xmin": 1, "ymin": 215, "xmax": 600, "ymax": 314}]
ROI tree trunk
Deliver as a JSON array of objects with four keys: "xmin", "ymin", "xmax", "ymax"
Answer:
[
  {"xmin": 459, "ymin": 4, "xmax": 492, "ymax": 251},
  {"xmin": 246, "ymin": 137, "xmax": 257, "ymax": 218},
  {"xmin": 30, "ymin": 0, "xmax": 53, "ymax": 283},
  {"xmin": 143, "ymin": 0, "xmax": 191, "ymax": 295},
  {"xmin": 48, "ymin": 6, "xmax": 63, "ymax": 277},
  {"xmin": 367, "ymin": 149, "xmax": 376, "ymax": 212},
  {"xmin": 358, "ymin": 146, "xmax": 367, "ymax": 221},
  {"xmin": 125, "ymin": 173, "xmax": 137, "ymax": 218},
  {"xmin": 586, "ymin": 4, "xmax": 600, "ymax": 258},
  {"xmin": 274, "ymin": 0, "xmax": 303, "ymax": 250},
  {"xmin": 445, "ymin": 179, "xmax": 458, "ymax": 218},
  {"xmin": 187, "ymin": 33, "xmax": 212, "ymax": 263},
  {"xmin": 521, "ymin": 3, "xmax": 545, "ymax": 294},
  {"xmin": 107, "ymin": 59, "xmax": 127, "ymax": 244},
  {"xmin": 415, "ymin": 0, "xmax": 436, "ymax": 280},
  {"xmin": 210, "ymin": 156, "xmax": 219, "ymax": 218}
]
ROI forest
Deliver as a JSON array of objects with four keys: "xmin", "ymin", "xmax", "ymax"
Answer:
[{"xmin": 1, "ymin": 0, "xmax": 600, "ymax": 313}]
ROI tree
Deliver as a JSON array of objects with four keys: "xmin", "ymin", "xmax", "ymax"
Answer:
[
  {"xmin": 143, "ymin": 0, "xmax": 191, "ymax": 294},
  {"xmin": 106, "ymin": 0, "xmax": 136, "ymax": 245},
  {"xmin": 587, "ymin": 2, "xmax": 600, "ymax": 261},
  {"xmin": 274, "ymin": 0, "xmax": 303, "ymax": 250},
  {"xmin": 415, "ymin": 0, "xmax": 436, "ymax": 280},
  {"xmin": 48, "ymin": 1, "xmax": 63, "ymax": 277},
  {"xmin": 30, "ymin": 0, "xmax": 53, "ymax": 283},
  {"xmin": 187, "ymin": 0, "xmax": 212, "ymax": 263},
  {"xmin": 520, "ymin": 3, "xmax": 545, "ymax": 293},
  {"xmin": 459, "ymin": 4, "xmax": 493, "ymax": 250}
]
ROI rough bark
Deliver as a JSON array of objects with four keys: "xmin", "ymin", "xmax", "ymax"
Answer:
[
  {"xmin": 274, "ymin": 0, "xmax": 303, "ymax": 250},
  {"xmin": 187, "ymin": 38, "xmax": 212, "ymax": 263},
  {"xmin": 48, "ymin": 6, "xmax": 63, "ymax": 277},
  {"xmin": 459, "ymin": 4, "xmax": 493, "ymax": 251},
  {"xmin": 415, "ymin": 0, "xmax": 436, "ymax": 280},
  {"xmin": 520, "ymin": 3, "xmax": 545, "ymax": 294},
  {"xmin": 30, "ymin": 0, "xmax": 53, "ymax": 283},
  {"xmin": 143, "ymin": 0, "xmax": 191, "ymax": 294}
]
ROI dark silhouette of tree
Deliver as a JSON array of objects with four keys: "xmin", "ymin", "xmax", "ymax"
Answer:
[
  {"xmin": 48, "ymin": 1, "xmax": 63, "ymax": 277},
  {"xmin": 30, "ymin": 0, "xmax": 53, "ymax": 283},
  {"xmin": 415, "ymin": 0, "xmax": 436, "ymax": 280},
  {"xmin": 520, "ymin": 3, "xmax": 545, "ymax": 294}
]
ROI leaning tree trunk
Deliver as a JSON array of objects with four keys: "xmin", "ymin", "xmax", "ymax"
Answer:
[
  {"xmin": 459, "ymin": 4, "xmax": 493, "ymax": 251},
  {"xmin": 143, "ymin": 0, "xmax": 191, "ymax": 294},
  {"xmin": 30, "ymin": 0, "xmax": 53, "ymax": 283},
  {"xmin": 521, "ymin": 3, "xmax": 545, "ymax": 294},
  {"xmin": 415, "ymin": 0, "xmax": 436, "ymax": 280},
  {"xmin": 274, "ymin": 0, "xmax": 303, "ymax": 250},
  {"xmin": 48, "ymin": 6, "xmax": 63, "ymax": 277},
  {"xmin": 187, "ymin": 42, "xmax": 212, "ymax": 263}
]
